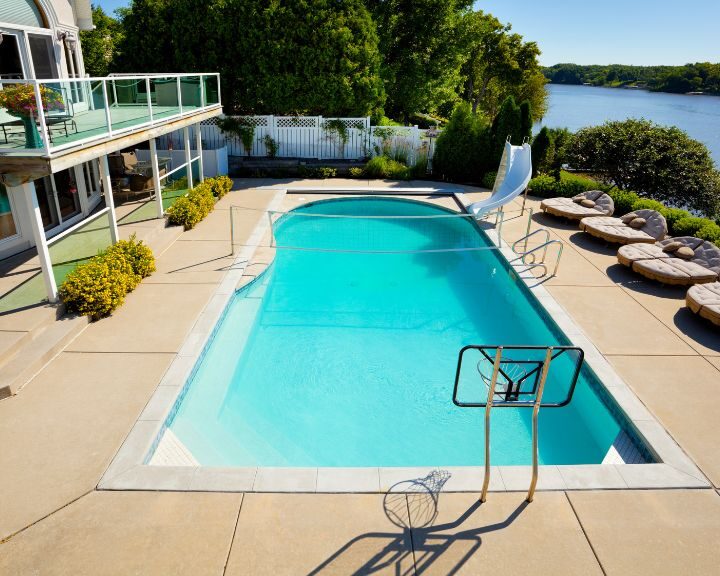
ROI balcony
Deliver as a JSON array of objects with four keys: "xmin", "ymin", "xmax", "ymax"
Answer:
[{"xmin": 0, "ymin": 73, "xmax": 221, "ymax": 163}]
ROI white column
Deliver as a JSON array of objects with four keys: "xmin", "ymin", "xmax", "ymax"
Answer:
[
  {"xmin": 184, "ymin": 126, "xmax": 193, "ymax": 189},
  {"xmin": 98, "ymin": 155, "xmax": 119, "ymax": 243},
  {"xmin": 150, "ymin": 138, "xmax": 164, "ymax": 218},
  {"xmin": 195, "ymin": 123, "xmax": 204, "ymax": 182},
  {"xmin": 18, "ymin": 182, "xmax": 58, "ymax": 303}
]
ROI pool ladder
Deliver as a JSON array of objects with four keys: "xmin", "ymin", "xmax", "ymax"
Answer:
[
  {"xmin": 453, "ymin": 345, "xmax": 584, "ymax": 503},
  {"xmin": 511, "ymin": 225, "xmax": 564, "ymax": 278}
]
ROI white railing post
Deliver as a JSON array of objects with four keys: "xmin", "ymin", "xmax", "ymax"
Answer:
[
  {"xmin": 317, "ymin": 115, "xmax": 323, "ymax": 160},
  {"xmin": 145, "ymin": 77, "xmax": 153, "ymax": 124},
  {"xmin": 184, "ymin": 126, "xmax": 193, "ymax": 189},
  {"xmin": 18, "ymin": 182, "xmax": 58, "ymax": 302},
  {"xmin": 177, "ymin": 76, "xmax": 183, "ymax": 115},
  {"xmin": 101, "ymin": 80, "xmax": 113, "ymax": 136},
  {"xmin": 32, "ymin": 81, "xmax": 51, "ymax": 152},
  {"xmin": 199, "ymin": 74, "xmax": 206, "ymax": 107},
  {"xmin": 195, "ymin": 122, "xmax": 204, "ymax": 182},
  {"xmin": 150, "ymin": 138, "xmax": 164, "ymax": 219},
  {"xmin": 99, "ymin": 154, "xmax": 119, "ymax": 243}
]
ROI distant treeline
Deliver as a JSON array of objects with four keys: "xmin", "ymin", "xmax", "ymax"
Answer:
[{"xmin": 542, "ymin": 63, "xmax": 720, "ymax": 95}]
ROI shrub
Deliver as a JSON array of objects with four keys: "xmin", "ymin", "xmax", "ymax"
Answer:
[
  {"xmin": 364, "ymin": 155, "xmax": 410, "ymax": 179},
  {"xmin": 107, "ymin": 235, "xmax": 156, "ymax": 279},
  {"xmin": 263, "ymin": 135, "xmax": 279, "ymax": 158},
  {"xmin": 528, "ymin": 171, "xmax": 609, "ymax": 199},
  {"xmin": 188, "ymin": 184, "xmax": 216, "ymax": 217},
  {"xmin": 166, "ymin": 196, "xmax": 204, "ymax": 230},
  {"xmin": 408, "ymin": 149, "xmax": 428, "ymax": 179},
  {"xmin": 697, "ymin": 222, "xmax": 720, "ymax": 244},
  {"xmin": 567, "ymin": 119, "xmax": 720, "ymax": 216},
  {"xmin": 607, "ymin": 189, "xmax": 640, "ymax": 215},
  {"xmin": 528, "ymin": 174, "xmax": 560, "ymax": 197},
  {"xmin": 660, "ymin": 207, "xmax": 691, "ymax": 233},
  {"xmin": 673, "ymin": 216, "xmax": 708, "ymax": 237},
  {"xmin": 298, "ymin": 166, "xmax": 337, "ymax": 178},
  {"xmin": 631, "ymin": 199, "xmax": 666, "ymax": 212},
  {"xmin": 349, "ymin": 167, "xmax": 364, "ymax": 178},
  {"xmin": 531, "ymin": 127, "xmax": 554, "ymax": 177},
  {"xmin": 205, "ymin": 175, "xmax": 232, "ymax": 199},
  {"xmin": 433, "ymin": 103, "xmax": 491, "ymax": 182},
  {"xmin": 482, "ymin": 171, "xmax": 497, "ymax": 190},
  {"xmin": 490, "ymin": 96, "xmax": 522, "ymax": 165}
]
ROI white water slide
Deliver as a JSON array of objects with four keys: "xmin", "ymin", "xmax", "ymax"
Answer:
[{"xmin": 468, "ymin": 140, "xmax": 532, "ymax": 217}]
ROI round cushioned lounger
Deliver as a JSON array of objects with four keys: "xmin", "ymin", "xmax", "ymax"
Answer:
[
  {"xmin": 687, "ymin": 282, "xmax": 720, "ymax": 327},
  {"xmin": 540, "ymin": 190, "xmax": 614, "ymax": 220},
  {"xmin": 617, "ymin": 237, "xmax": 720, "ymax": 286},
  {"xmin": 580, "ymin": 209, "xmax": 667, "ymax": 245}
]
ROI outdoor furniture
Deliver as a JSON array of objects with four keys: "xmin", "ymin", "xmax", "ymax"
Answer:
[
  {"xmin": 540, "ymin": 190, "xmax": 614, "ymax": 220},
  {"xmin": 617, "ymin": 237, "xmax": 720, "ymax": 285},
  {"xmin": 580, "ymin": 209, "xmax": 667, "ymax": 244},
  {"xmin": 686, "ymin": 282, "xmax": 720, "ymax": 327}
]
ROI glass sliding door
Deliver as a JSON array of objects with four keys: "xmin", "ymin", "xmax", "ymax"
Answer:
[
  {"xmin": 0, "ymin": 183, "xmax": 18, "ymax": 241},
  {"xmin": 27, "ymin": 34, "xmax": 58, "ymax": 79},
  {"xmin": 52, "ymin": 169, "xmax": 81, "ymax": 221},
  {"xmin": 33, "ymin": 177, "xmax": 60, "ymax": 230},
  {"xmin": 0, "ymin": 33, "xmax": 26, "ymax": 80}
]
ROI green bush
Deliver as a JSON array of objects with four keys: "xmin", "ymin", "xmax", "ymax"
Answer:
[
  {"xmin": 673, "ymin": 216, "xmax": 708, "ymax": 237},
  {"xmin": 528, "ymin": 171, "xmax": 608, "ymax": 199},
  {"xmin": 482, "ymin": 171, "xmax": 497, "ymax": 189},
  {"xmin": 660, "ymin": 207, "xmax": 691, "ymax": 233},
  {"xmin": 363, "ymin": 155, "xmax": 410, "ymax": 179},
  {"xmin": 607, "ymin": 189, "xmax": 640, "ymax": 215},
  {"xmin": 631, "ymin": 199, "xmax": 666, "ymax": 212},
  {"xmin": 59, "ymin": 236, "xmax": 155, "ymax": 320},
  {"xmin": 188, "ymin": 184, "xmax": 216, "ymax": 218},
  {"xmin": 697, "ymin": 222, "xmax": 720, "ymax": 244},
  {"xmin": 433, "ymin": 103, "xmax": 491, "ymax": 182},
  {"xmin": 298, "ymin": 166, "xmax": 337, "ymax": 178},
  {"xmin": 528, "ymin": 174, "xmax": 559, "ymax": 197},
  {"xmin": 531, "ymin": 127, "xmax": 554, "ymax": 177},
  {"xmin": 349, "ymin": 167, "xmax": 364, "ymax": 178}
]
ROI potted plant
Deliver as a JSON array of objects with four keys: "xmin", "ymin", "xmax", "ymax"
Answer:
[{"xmin": 0, "ymin": 83, "xmax": 64, "ymax": 148}]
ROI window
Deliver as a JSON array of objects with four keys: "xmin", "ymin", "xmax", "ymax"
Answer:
[
  {"xmin": 0, "ymin": 33, "xmax": 25, "ymax": 80},
  {"xmin": 28, "ymin": 34, "xmax": 58, "ymax": 79},
  {"xmin": 0, "ymin": 183, "xmax": 18, "ymax": 241}
]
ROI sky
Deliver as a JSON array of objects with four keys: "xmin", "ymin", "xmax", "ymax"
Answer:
[{"xmin": 95, "ymin": 0, "xmax": 719, "ymax": 67}]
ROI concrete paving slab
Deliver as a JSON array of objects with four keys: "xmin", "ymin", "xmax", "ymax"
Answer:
[
  {"xmin": 568, "ymin": 490, "xmax": 720, "ymax": 575},
  {"xmin": 0, "ymin": 491, "xmax": 241, "ymax": 576},
  {"xmin": 409, "ymin": 492, "xmax": 602, "ymax": 575},
  {"xmin": 608, "ymin": 355, "xmax": 720, "ymax": 486},
  {"xmin": 66, "ymin": 282, "xmax": 216, "ymax": 353},
  {"xmin": 225, "ymin": 493, "xmax": 413, "ymax": 576},
  {"xmin": 144, "ymin": 239, "xmax": 237, "ymax": 285},
  {"xmin": 546, "ymin": 285, "xmax": 696, "ymax": 356},
  {"xmin": 0, "ymin": 352, "xmax": 172, "ymax": 539}
]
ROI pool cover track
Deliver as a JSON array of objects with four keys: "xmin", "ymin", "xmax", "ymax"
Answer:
[{"xmin": 98, "ymin": 189, "xmax": 709, "ymax": 494}]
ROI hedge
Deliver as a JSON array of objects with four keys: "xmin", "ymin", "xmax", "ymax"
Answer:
[
  {"xmin": 59, "ymin": 235, "xmax": 155, "ymax": 320},
  {"xmin": 165, "ymin": 178, "xmax": 218, "ymax": 230}
]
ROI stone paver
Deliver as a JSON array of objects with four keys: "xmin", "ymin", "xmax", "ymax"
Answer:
[
  {"xmin": 144, "ymin": 239, "xmax": 237, "ymax": 285},
  {"xmin": 226, "ymin": 493, "xmax": 414, "ymax": 576},
  {"xmin": 568, "ymin": 490, "xmax": 720, "ymax": 576},
  {"xmin": 409, "ymin": 492, "xmax": 602, "ymax": 575},
  {"xmin": 0, "ymin": 491, "xmax": 241, "ymax": 576},
  {"xmin": 608, "ymin": 355, "xmax": 720, "ymax": 486},
  {"xmin": 0, "ymin": 351, "xmax": 173, "ymax": 539}
]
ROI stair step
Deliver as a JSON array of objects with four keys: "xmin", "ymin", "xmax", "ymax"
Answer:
[
  {"xmin": 0, "ymin": 304, "xmax": 63, "ymax": 368},
  {"xmin": 0, "ymin": 314, "xmax": 89, "ymax": 399}
]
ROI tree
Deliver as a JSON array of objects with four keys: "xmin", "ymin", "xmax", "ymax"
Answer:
[
  {"xmin": 531, "ymin": 127, "xmax": 554, "ymax": 177},
  {"xmin": 79, "ymin": 5, "xmax": 123, "ymax": 76},
  {"xmin": 490, "ymin": 96, "xmax": 530, "ymax": 164},
  {"xmin": 460, "ymin": 11, "xmax": 547, "ymax": 119},
  {"xmin": 433, "ymin": 103, "xmax": 491, "ymax": 182},
  {"xmin": 367, "ymin": 0, "xmax": 472, "ymax": 121},
  {"xmin": 568, "ymin": 119, "xmax": 720, "ymax": 216},
  {"xmin": 116, "ymin": 0, "xmax": 385, "ymax": 116}
]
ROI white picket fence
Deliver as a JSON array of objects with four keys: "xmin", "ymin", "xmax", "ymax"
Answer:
[{"xmin": 157, "ymin": 116, "xmax": 439, "ymax": 163}]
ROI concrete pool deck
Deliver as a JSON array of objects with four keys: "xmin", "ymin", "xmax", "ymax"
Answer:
[{"xmin": 1, "ymin": 179, "xmax": 720, "ymax": 574}]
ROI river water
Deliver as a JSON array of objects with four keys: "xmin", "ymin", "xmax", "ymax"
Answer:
[{"xmin": 540, "ymin": 84, "xmax": 720, "ymax": 167}]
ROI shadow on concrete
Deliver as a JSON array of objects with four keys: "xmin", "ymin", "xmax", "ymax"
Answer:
[{"xmin": 307, "ymin": 470, "xmax": 527, "ymax": 576}]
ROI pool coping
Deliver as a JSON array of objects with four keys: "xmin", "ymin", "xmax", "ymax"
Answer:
[{"xmin": 98, "ymin": 190, "xmax": 710, "ymax": 494}]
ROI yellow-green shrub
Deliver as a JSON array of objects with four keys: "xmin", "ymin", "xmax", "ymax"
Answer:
[
  {"xmin": 206, "ymin": 175, "xmax": 232, "ymax": 198},
  {"xmin": 59, "ymin": 236, "xmax": 156, "ymax": 320},
  {"xmin": 166, "ymin": 196, "xmax": 203, "ymax": 229},
  {"xmin": 188, "ymin": 185, "xmax": 215, "ymax": 218}
]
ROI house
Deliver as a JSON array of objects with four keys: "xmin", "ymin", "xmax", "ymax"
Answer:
[{"xmin": 0, "ymin": 0, "xmax": 222, "ymax": 304}]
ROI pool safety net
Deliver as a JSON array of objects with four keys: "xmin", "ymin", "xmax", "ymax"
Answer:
[{"xmin": 267, "ymin": 209, "xmax": 503, "ymax": 254}]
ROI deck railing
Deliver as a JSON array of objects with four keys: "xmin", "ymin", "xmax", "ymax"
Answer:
[{"xmin": 0, "ymin": 73, "xmax": 221, "ymax": 156}]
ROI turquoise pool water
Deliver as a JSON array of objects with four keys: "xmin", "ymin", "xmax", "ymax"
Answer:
[{"xmin": 167, "ymin": 197, "xmax": 644, "ymax": 467}]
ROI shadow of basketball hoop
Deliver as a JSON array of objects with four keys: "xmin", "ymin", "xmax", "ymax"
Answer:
[{"xmin": 383, "ymin": 470, "xmax": 451, "ymax": 529}]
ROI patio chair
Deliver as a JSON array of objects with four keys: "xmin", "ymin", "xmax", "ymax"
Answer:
[
  {"xmin": 617, "ymin": 237, "xmax": 720, "ymax": 285},
  {"xmin": 540, "ymin": 190, "xmax": 614, "ymax": 220},
  {"xmin": 686, "ymin": 282, "xmax": 720, "ymax": 327},
  {"xmin": 580, "ymin": 209, "xmax": 667, "ymax": 244}
]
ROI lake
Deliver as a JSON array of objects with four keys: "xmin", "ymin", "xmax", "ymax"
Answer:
[{"xmin": 540, "ymin": 84, "xmax": 720, "ymax": 167}]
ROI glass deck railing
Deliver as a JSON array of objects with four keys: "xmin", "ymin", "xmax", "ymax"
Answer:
[{"xmin": 0, "ymin": 73, "xmax": 221, "ymax": 156}]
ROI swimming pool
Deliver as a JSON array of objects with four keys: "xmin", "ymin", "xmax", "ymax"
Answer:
[{"xmin": 163, "ymin": 197, "xmax": 648, "ymax": 467}]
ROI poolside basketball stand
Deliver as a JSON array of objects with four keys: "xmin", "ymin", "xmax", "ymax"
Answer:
[{"xmin": 453, "ymin": 345, "xmax": 584, "ymax": 503}]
